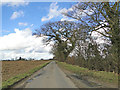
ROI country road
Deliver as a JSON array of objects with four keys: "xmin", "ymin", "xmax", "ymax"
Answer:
[
  {"xmin": 10, "ymin": 61, "xmax": 117, "ymax": 89},
  {"xmin": 24, "ymin": 61, "xmax": 78, "ymax": 88}
]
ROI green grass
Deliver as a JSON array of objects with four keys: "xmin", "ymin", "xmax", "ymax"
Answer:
[
  {"xmin": 57, "ymin": 61, "xmax": 118, "ymax": 84},
  {"xmin": 2, "ymin": 61, "xmax": 50, "ymax": 88}
]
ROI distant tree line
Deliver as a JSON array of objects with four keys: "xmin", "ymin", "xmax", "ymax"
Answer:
[
  {"xmin": 2, "ymin": 57, "xmax": 54, "ymax": 61},
  {"xmin": 2, "ymin": 57, "xmax": 35, "ymax": 61},
  {"xmin": 35, "ymin": 2, "xmax": 119, "ymax": 73}
]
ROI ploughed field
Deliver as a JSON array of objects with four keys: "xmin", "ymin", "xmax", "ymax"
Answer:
[{"xmin": 2, "ymin": 60, "xmax": 49, "ymax": 82}]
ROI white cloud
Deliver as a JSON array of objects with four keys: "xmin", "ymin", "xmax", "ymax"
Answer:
[
  {"xmin": 10, "ymin": 11, "xmax": 24, "ymax": 20},
  {"xmin": 41, "ymin": 2, "xmax": 93, "ymax": 22},
  {"xmin": 61, "ymin": 16, "xmax": 77, "ymax": 21},
  {"xmin": 30, "ymin": 24, "xmax": 34, "ymax": 27},
  {"xmin": 41, "ymin": 2, "xmax": 59, "ymax": 21},
  {"xmin": 41, "ymin": 2, "xmax": 76, "ymax": 22},
  {"xmin": 18, "ymin": 22, "xmax": 28, "ymax": 26},
  {"xmin": 1, "ymin": 0, "xmax": 29, "ymax": 7},
  {"xmin": 0, "ymin": 28, "xmax": 53, "ymax": 60},
  {"xmin": 91, "ymin": 28, "xmax": 110, "ymax": 44}
]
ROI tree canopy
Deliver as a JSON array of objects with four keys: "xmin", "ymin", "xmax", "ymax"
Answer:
[{"xmin": 35, "ymin": 2, "xmax": 119, "ymax": 73}]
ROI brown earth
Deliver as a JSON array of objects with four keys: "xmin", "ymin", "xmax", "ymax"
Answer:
[{"xmin": 2, "ymin": 60, "xmax": 49, "ymax": 82}]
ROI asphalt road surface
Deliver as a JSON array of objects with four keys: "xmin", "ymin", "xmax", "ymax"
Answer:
[{"xmin": 25, "ymin": 61, "xmax": 77, "ymax": 88}]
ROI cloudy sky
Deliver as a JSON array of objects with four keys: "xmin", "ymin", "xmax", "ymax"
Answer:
[{"xmin": 1, "ymin": 1, "xmax": 77, "ymax": 60}]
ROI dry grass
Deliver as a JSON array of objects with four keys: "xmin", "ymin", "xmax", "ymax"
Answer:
[{"xmin": 2, "ymin": 60, "xmax": 49, "ymax": 82}]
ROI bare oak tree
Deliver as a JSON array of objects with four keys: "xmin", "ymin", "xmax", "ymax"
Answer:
[{"xmin": 35, "ymin": 21, "xmax": 86, "ymax": 61}]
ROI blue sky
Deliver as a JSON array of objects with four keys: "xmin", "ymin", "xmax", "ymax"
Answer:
[
  {"xmin": 0, "ymin": 2, "xmax": 77, "ymax": 60},
  {"xmin": 2, "ymin": 2, "xmax": 76, "ymax": 36},
  {"xmin": 0, "ymin": 1, "xmax": 113, "ymax": 60}
]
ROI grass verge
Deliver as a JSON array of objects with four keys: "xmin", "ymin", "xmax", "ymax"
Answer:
[
  {"xmin": 2, "ymin": 61, "xmax": 50, "ymax": 88},
  {"xmin": 57, "ymin": 61, "xmax": 118, "ymax": 84}
]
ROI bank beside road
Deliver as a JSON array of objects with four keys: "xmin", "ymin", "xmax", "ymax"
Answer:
[
  {"xmin": 57, "ymin": 61, "xmax": 118, "ymax": 88},
  {"xmin": 2, "ymin": 60, "xmax": 51, "ymax": 88}
]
